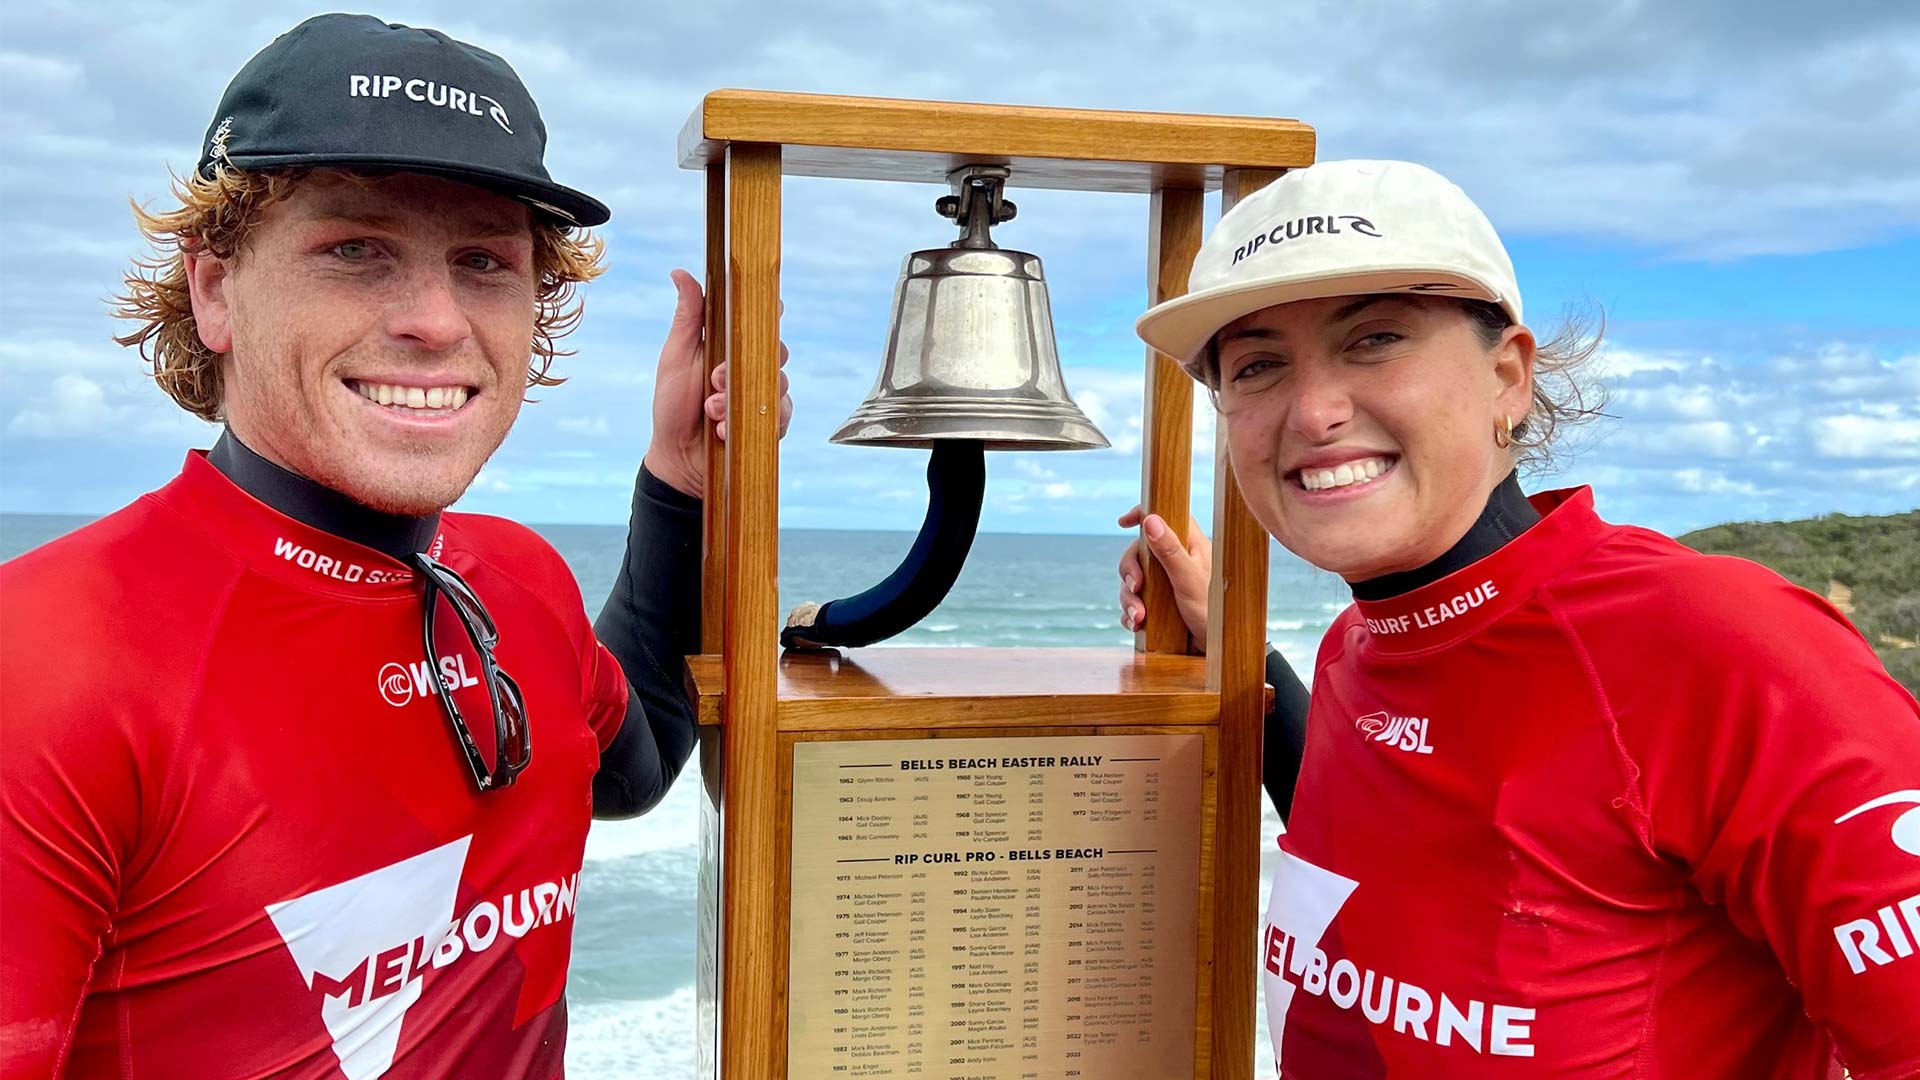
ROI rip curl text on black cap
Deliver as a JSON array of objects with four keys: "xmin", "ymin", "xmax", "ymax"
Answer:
[{"xmin": 197, "ymin": 13, "xmax": 609, "ymax": 226}]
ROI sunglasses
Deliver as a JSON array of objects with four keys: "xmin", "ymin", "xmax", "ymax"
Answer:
[{"xmin": 412, "ymin": 552, "xmax": 530, "ymax": 792}]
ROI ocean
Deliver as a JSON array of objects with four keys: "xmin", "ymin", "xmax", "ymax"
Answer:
[{"xmin": 2, "ymin": 513, "xmax": 1348, "ymax": 1077}]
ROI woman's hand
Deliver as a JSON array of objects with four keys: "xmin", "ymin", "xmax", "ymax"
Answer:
[{"xmin": 1116, "ymin": 505, "xmax": 1213, "ymax": 645}]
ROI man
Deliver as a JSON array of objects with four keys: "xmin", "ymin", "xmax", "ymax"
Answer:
[{"xmin": 0, "ymin": 15, "xmax": 787, "ymax": 1077}]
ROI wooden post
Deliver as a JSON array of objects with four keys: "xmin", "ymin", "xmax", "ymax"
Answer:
[
  {"xmin": 720, "ymin": 141, "xmax": 783, "ymax": 1080},
  {"xmin": 697, "ymin": 164, "xmax": 735, "ymax": 1080},
  {"xmin": 1138, "ymin": 186, "xmax": 1205, "ymax": 656},
  {"xmin": 703, "ymin": 162, "xmax": 729, "ymax": 656},
  {"xmin": 1204, "ymin": 166, "xmax": 1285, "ymax": 1080}
]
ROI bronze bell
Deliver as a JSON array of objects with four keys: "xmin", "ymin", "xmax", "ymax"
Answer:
[{"xmin": 830, "ymin": 166, "xmax": 1109, "ymax": 451}]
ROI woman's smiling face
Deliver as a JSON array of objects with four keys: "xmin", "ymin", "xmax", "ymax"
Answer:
[{"xmin": 1213, "ymin": 294, "xmax": 1536, "ymax": 580}]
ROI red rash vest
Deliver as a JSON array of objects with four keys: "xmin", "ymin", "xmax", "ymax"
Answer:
[
  {"xmin": 1, "ymin": 452, "xmax": 629, "ymax": 1078},
  {"xmin": 1266, "ymin": 488, "xmax": 1920, "ymax": 1078}
]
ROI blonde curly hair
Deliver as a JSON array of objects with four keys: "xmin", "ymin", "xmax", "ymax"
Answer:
[{"xmin": 113, "ymin": 165, "xmax": 607, "ymax": 422}]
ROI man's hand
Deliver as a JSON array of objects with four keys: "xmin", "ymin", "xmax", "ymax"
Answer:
[
  {"xmin": 642, "ymin": 269, "xmax": 793, "ymax": 499},
  {"xmin": 1116, "ymin": 504, "xmax": 1212, "ymax": 644}
]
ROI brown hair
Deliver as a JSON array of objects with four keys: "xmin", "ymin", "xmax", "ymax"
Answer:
[
  {"xmin": 1198, "ymin": 296, "xmax": 1610, "ymax": 474},
  {"xmin": 1456, "ymin": 298, "xmax": 1610, "ymax": 474},
  {"xmin": 112, "ymin": 165, "xmax": 607, "ymax": 422}
]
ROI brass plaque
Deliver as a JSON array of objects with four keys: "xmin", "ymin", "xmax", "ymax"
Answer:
[{"xmin": 789, "ymin": 733, "xmax": 1202, "ymax": 1079}]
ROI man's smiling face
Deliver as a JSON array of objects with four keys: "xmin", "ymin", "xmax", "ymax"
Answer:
[{"xmin": 189, "ymin": 170, "xmax": 537, "ymax": 515}]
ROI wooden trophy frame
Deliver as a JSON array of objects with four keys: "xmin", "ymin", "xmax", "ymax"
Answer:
[{"xmin": 677, "ymin": 90, "xmax": 1315, "ymax": 1080}]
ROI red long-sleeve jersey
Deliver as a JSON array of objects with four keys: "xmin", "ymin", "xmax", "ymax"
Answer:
[
  {"xmin": 1265, "ymin": 488, "xmax": 1920, "ymax": 1078},
  {"xmin": 1, "ymin": 452, "xmax": 629, "ymax": 1078}
]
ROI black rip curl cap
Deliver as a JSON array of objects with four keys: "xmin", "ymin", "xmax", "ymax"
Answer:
[{"xmin": 196, "ymin": 13, "xmax": 609, "ymax": 226}]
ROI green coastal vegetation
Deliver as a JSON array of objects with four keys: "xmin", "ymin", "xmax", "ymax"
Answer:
[{"xmin": 1678, "ymin": 509, "xmax": 1920, "ymax": 694}]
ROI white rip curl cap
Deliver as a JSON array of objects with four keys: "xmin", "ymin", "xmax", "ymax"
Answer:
[{"xmin": 1135, "ymin": 159, "xmax": 1521, "ymax": 378}]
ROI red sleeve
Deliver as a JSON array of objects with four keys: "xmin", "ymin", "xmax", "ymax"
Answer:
[
  {"xmin": 581, "ymin": 634, "xmax": 631, "ymax": 754},
  {"xmin": 1, "ymin": 503, "xmax": 243, "ymax": 1076},
  {"xmin": 1584, "ymin": 556, "xmax": 1920, "ymax": 1078},
  {"xmin": 1, "ymin": 602, "xmax": 139, "ymax": 1077}
]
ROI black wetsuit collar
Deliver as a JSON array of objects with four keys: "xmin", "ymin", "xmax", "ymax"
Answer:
[
  {"xmin": 207, "ymin": 429, "xmax": 439, "ymax": 562},
  {"xmin": 1349, "ymin": 471, "xmax": 1540, "ymax": 601}
]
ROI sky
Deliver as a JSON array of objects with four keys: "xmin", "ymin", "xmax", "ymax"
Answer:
[{"xmin": 1, "ymin": 0, "xmax": 1916, "ymax": 537}]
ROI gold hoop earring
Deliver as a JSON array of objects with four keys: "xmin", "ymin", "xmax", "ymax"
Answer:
[{"xmin": 1494, "ymin": 415, "xmax": 1513, "ymax": 449}]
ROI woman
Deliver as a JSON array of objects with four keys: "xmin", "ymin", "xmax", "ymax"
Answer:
[{"xmin": 1123, "ymin": 160, "xmax": 1920, "ymax": 1078}]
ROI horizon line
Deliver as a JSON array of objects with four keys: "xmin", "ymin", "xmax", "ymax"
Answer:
[{"xmin": 0, "ymin": 508, "xmax": 1146, "ymax": 542}]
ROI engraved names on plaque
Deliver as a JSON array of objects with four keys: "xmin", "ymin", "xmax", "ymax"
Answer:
[{"xmin": 789, "ymin": 733, "xmax": 1202, "ymax": 1079}]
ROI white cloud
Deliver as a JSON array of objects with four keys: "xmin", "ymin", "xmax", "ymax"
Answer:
[
  {"xmin": 5, "ymin": 372, "xmax": 207, "ymax": 442},
  {"xmin": 1826, "ymin": 465, "xmax": 1920, "ymax": 492},
  {"xmin": 8, "ymin": 374, "xmax": 112, "ymax": 435},
  {"xmin": 0, "ymin": 338, "xmax": 149, "ymax": 376},
  {"xmin": 1607, "ymin": 418, "xmax": 1749, "ymax": 459},
  {"xmin": 1545, "ymin": 336, "xmax": 1920, "ymax": 531},
  {"xmin": 1612, "ymin": 384, "xmax": 1725, "ymax": 421},
  {"xmin": 1595, "ymin": 347, "xmax": 1690, "ymax": 378},
  {"xmin": 1810, "ymin": 414, "xmax": 1920, "ymax": 459},
  {"xmin": 1669, "ymin": 468, "xmax": 1761, "ymax": 496},
  {"xmin": 557, "ymin": 416, "xmax": 611, "ymax": 437},
  {"xmin": 469, "ymin": 468, "xmax": 511, "ymax": 493},
  {"xmin": 3, "ymin": 1, "xmax": 1916, "ymax": 536},
  {"xmin": 0, "ymin": 49, "xmax": 83, "ymax": 86}
]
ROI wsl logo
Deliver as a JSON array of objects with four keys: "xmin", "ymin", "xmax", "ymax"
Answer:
[
  {"xmin": 1355, "ymin": 710, "xmax": 1435, "ymax": 755},
  {"xmin": 378, "ymin": 656, "xmax": 482, "ymax": 708}
]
